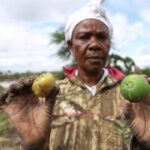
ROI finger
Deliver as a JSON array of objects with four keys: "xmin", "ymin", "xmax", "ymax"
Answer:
[
  {"xmin": 46, "ymin": 86, "xmax": 60, "ymax": 105},
  {"xmin": 147, "ymin": 77, "xmax": 150, "ymax": 83},
  {"xmin": 23, "ymin": 76, "xmax": 37, "ymax": 86},
  {"xmin": 20, "ymin": 76, "xmax": 37, "ymax": 93},
  {"xmin": 141, "ymin": 74, "xmax": 148, "ymax": 79},
  {"xmin": 134, "ymin": 66, "xmax": 150, "ymax": 84},
  {"xmin": 123, "ymin": 101, "xmax": 135, "ymax": 122},
  {"xmin": 8, "ymin": 78, "xmax": 25, "ymax": 93},
  {"xmin": 9, "ymin": 77, "xmax": 32, "ymax": 91},
  {"xmin": 123, "ymin": 101, "xmax": 132, "ymax": 116},
  {"xmin": 135, "ymin": 66, "xmax": 142, "ymax": 74},
  {"xmin": 9, "ymin": 83, "xmax": 19, "ymax": 93},
  {"xmin": 8, "ymin": 76, "xmax": 37, "ymax": 96}
]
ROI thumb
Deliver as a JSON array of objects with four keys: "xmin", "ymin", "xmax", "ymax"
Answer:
[
  {"xmin": 135, "ymin": 66, "xmax": 142, "ymax": 75},
  {"xmin": 135, "ymin": 66, "xmax": 149, "ymax": 81},
  {"xmin": 123, "ymin": 102, "xmax": 136, "ymax": 126},
  {"xmin": 46, "ymin": 86, "xmax": 60, "ymax": 105}
]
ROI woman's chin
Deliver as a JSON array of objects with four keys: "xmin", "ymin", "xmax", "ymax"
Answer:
[{"xmin": 85, "ymin": 65, "xmax": 104, "ymax": 74}]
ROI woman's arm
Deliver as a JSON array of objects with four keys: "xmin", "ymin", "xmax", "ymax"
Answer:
[{"xmin": 0, "ymin": 77, "xmax": 59, "ymax": 150}]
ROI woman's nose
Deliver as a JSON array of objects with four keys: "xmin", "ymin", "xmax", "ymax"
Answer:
[{"xmin": 88, "ymin": 37, "xmax": 101, "ymax": 51}]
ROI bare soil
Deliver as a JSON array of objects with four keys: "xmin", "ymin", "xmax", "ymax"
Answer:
[
  {"xmin": 0, "ymin": 128, "xmax": 20, "ymax": 150},
  {"xmin": 0, "ymin": 81, "xmax": 20, "ymax": 150},
  {"xmin": 0, "ymin": 114, "xmax": 21, "ymax": 150}
]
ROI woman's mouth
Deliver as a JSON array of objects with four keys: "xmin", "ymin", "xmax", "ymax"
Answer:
[{"xmin": 86, "ymin": 56, "xmax": 103, "ymax": 63}]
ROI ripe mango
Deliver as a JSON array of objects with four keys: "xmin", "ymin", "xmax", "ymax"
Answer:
[{"xmin": 32, "ymin": 73, "xmax": 55, "ymax": 97}]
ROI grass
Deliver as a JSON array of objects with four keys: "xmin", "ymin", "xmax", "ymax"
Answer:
[
  {"xmin": 0, "ymin": 111, "xmax": 13, "ymax": 135},
  {"xmin": 0, "ymin": 111, "xmax": 20, "ymax": 150}
]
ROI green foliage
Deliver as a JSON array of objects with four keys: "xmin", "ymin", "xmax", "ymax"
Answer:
[
  {"xmin": 107, "ymin": 53, "xmax": 135, "ymax": 75},
  {"xmin": 142, "ymin": 67, "xmax": 150, "ymax": 77},
  {"xmin": 51, "ymin": 27, "xmax": 71, "ymax": 60},
  {"xmin": 57, "ymin": 44, "xmax": 71, "ymax": 60},
  {"xmin": 51, "ymin": 27, "xmax": 78, "ymax": 67},
  {"xmin": 0, "ymin": 71, "xmax": 67, "ymax": 80},
  {"xmin": 0, "ymin": 71, "xmax": 40, "ymax": 81},
  {"xmin": 0, "ymin": 111, "xmax": 13, "ymax": 135},
  {"xmin": 52, "ymin": 71, "xmax": 66, "ymax": 79},
  {"xmin": 51, "ymin": 27, "xmax": 65, "ymax": 44}
]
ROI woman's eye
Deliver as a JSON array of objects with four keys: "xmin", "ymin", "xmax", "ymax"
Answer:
[
  {"xmin": 79, "ymin": 34, "xmax": 89, "ymax": 40},
  {"xmin": 98, "ymin": 34, "xmax": 109, "ymax": 40}
]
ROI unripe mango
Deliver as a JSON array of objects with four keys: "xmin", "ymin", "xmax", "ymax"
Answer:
[
  {"xmin": 32, "ymin": 73, "xmax": 55, "ymax": 97},
  {"xmin": 120, "ymin": 74, "xmax": 150, "ymax": 103}
]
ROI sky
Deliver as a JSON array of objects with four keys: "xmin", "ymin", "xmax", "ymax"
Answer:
[{"xmin": 0, "ymin": 0, "xmax": 150, "ymax": 73}]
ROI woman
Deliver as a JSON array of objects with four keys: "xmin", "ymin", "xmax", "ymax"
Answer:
[{"xmin": 0, "ymin": 0, "xmax": 150, "ymax": 149}]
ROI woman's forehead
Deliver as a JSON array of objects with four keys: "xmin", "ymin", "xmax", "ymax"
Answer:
[{"xmin": 73, "ymin": 19, "xmax": 109, "ymax": 34}]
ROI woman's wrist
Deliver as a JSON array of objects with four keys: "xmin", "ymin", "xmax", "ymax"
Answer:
[
  {"xmin": 21, "ymin": 136, "xmax": 49, "ymax": 150},
  {"xmin": 22, "ymin": 143, "xmax": 49, "ymax": 150}
]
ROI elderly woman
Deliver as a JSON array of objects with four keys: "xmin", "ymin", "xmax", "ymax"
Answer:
[{"xmin": 0, "ymin": 0, "xmax": 150, "ymax": 150}]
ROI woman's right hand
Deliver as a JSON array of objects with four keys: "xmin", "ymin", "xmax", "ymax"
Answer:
[{"xmin": 0, "ymin": 76, "xmax": 59, "ymax": 150}]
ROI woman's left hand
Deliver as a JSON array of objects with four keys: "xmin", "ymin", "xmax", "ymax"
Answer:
[{"xmin": 124, "ymin": 66, "xmax": 150, "ymax": 144}]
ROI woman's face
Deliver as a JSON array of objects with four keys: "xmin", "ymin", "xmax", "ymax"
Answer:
[{"xmin": 68, "ymin": 19, "xmax": 111, "ymax": 73}]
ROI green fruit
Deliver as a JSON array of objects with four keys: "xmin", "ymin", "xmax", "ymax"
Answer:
[
  {"xmin": 32, "ymin": 73, "xmax": 55, "ymax": 97},
  {"xmin": 120, "ymin": 74, "xmax": 150, "ymax": 103}
]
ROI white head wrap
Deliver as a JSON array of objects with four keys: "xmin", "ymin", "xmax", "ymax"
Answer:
[{"xmin": 65, "ymin": 0, "xmax": 113, "ymax": 41}]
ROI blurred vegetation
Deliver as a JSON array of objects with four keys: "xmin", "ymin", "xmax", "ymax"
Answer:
[
  {"xmin": 142, "ymin": 67, "xmax": 150, "ymax": 77},
  {"xmin": 0, "ymin": 111, "xmax": 20, "ymax": 149},
  {"xmin": 0, "ymin": 111, "xmax": 13, "ymax": 135},
  {"xmin": 51, "ymin": 27, "xmax": 77, "ymax": 67},
  {"xmin": 1, "ymin": 66, "xmax": 150, "ymax": 80},
  {"xmin": 0, "ymin": 71, "xmax": 66, "ymax": 80},
  {"xmin": 107, "ymin": 53, "xmax": 135, "ymax": 75},
  {"xmin": 51, "ymin": 27, "xmax": 70, "ymax": 60}
]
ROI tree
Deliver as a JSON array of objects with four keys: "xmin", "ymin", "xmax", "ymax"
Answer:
[
  {"xmin": 107, "ymin": 54, "xmax": 135, "ymax": 75},
  {"xmin": 51, "ymin": 27, "xmax": 77, "ymax": 67},
  {"xmin": 51, "ymin": 27, "xmax": 69, "ymax": 60},
  {"xmin": 142, "ymin": 67, "xmax": 150, "ymax": 77}
]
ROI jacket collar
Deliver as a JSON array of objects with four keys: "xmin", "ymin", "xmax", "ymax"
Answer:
[{"xmin": 63, "ymin": 66, "xmax": 125, "ymax": 81}]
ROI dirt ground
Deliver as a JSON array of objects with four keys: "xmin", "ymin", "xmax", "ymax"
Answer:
[
  {"xmin": 0, "ymin": 114, "xmax": 21, "ymax": 150},
  {"xmin": 0, "ymin": 128, "xmax": 20, "ymax": 150},
  {"xmin": 0, "ymin": 84, "xmax": 21, "ymax": 150}
]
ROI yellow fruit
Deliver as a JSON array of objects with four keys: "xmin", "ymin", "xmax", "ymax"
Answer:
[{"xmin": 32, "ymin": 73, "xmax": 55, "ymax": 97}]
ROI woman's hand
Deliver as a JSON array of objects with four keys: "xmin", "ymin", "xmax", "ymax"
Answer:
[
  {"xmin": 124, "ymin": 66, "xmax": 150, "ymax": 144},
  {"xmin": 0, "ymin": 76, "xmax": 59, "ymax": 150}
]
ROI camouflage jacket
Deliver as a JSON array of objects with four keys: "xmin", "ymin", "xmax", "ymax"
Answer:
[{"xmin": 49, "ymin": 68, "xmax": 131, "ymax": 150}]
